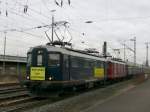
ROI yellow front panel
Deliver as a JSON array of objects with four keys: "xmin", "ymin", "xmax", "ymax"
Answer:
[
  {"xmin": 30, "ymin": 67, "xmax": 45, "ymax": 80},
  {"xmin": 94, "ymin": 68, "xmax": 104, "ymax": 78}
]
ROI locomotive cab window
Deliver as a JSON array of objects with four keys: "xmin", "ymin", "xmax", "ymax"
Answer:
[
  {"xmin": 37, "ymin": 54, "xmax": 43, "ymax": 66},
  {"xmin": 48, "ymin": 54, "xmax": 60, "ymax": 67}
]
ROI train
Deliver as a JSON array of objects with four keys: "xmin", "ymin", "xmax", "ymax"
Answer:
[{"xmin": 23, "ymin": 43, "xmax": 148, "ymax": 97}]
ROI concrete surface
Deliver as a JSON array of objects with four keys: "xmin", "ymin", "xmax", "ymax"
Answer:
[{"xmin": 83, "ymin": 79, "xmax": 150, "ymax": 112}]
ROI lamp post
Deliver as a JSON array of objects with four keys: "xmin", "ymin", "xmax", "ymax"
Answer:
[{"xmin": 145, "ymin": 42, "xmax": 150, "ymax": 67}]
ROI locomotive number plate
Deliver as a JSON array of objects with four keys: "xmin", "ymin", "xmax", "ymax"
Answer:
[{"xmin": 30, "ymin": 67, "xmax": 45, "ymax": 80}]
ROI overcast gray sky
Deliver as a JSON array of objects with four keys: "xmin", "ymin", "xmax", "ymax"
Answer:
[{"xmin": 0, "ymin": 0, "xmax": 150, "ymax": 64}]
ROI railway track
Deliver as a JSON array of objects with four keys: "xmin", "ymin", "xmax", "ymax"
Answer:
[
  {"xmin": 0, "ymin": 93, "xmax": 62, "ymax": 112},
  {"xmin": 0, "ymin": 83, "xmax": 26, "ymax": 98},
  {"xmin": 0, "ymin": 83, "xmax": 22, "ymax": 92},
  {"xmin": 0, "ymin": 83, "xmax": 27, "ymax": 99},
  {"xmin": 0, "ymin": 82, "xmax": 59, "ymax": 112},
  {"xmin": 0, "ymin": 83, "xmax": 32, "ymax": 112},
  {"xmin": 0, "ymin": 82, "xmax": 20, "ymax": 88},
  {"xmin": 0, "ymin": 96, "xmax": 48, "ymax": 112},
  {"xmin": 0, "ymin": 79, "xmax": 138, "ymax": 112},
  {"xmin": 0, "ymin": 85, "xmax": 71, "ymax": 112}
]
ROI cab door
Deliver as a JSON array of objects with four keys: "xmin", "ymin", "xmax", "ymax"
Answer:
[
  {"xmin": 30, "ymin": 48, "xmax": 48, "ymax": 80},
  {"xmin": 48, "ymin": 53, "xmax": 62, "ymax": 80}
]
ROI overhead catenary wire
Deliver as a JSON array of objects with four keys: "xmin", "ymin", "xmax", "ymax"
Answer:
[
  {"xmin": 15, "ymin": 1, "xmax": 51, "ymax": 19},
  {"xmin": 0, "ymin": 6, "xmax": 52, "ymax": 33},
  {"xmin": 14, "ymin": 30, "xmax": 46, "ymax": 39},
  {"xmin": 3, "ymin": 33, "xmax": 38, "ymax": 45},
  {"xmin": 0, "ymin": 0, "xmax": 51, "ymax": 32},
  {"xmin": 3, "ymin": 0, "xmax": 150, "ymax": 28},
  {"xmin": 8, "ymin": 8, "xmax": 48, "ymax": 25},
  {"xmin": 0, "ymin": 23, "xmax": 51, "ymax": 33},
  {"xmin": 0, "ymin": 9, "xmax": 47, "ymax": 31}
]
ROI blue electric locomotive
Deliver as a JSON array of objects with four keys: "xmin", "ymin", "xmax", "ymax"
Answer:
[{"xmin": 24, "ymin": 45, "xmax": 106, "ymax": 96}]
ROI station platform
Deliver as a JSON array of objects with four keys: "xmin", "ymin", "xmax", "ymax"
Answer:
[{"xmin": 84, "ymin": 78, "xmax": 150, "ymax": 112}]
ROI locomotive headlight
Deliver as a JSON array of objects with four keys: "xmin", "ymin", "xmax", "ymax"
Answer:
[
  {"xmin": 49, "ymin": 77, "xmax": 53, "ymax": 80},
  {"xmin": 27, "ymin": 76, "xmax": 30, "ymax": 80}
]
